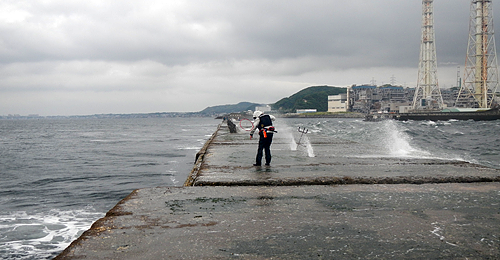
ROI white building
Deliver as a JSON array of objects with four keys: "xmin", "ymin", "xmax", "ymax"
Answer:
[
  {"xmin": 296, "ymin": 109, "xmax": 317, "ymax": 113},
  {"xmin": 328, "ymin": 94, "xmax": 348, "ymax": 112}
]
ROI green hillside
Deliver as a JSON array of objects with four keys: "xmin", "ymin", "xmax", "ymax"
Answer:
[
  {"xmin": 199, "ymin": 102, "xmax": 259, "ymax": 115},
  {"xmin": 272, "ymin": 86, "xmax": 346, "ymax": 112}
]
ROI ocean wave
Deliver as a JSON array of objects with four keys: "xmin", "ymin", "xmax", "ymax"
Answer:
[{"xmin": 0, "ymin": 208, "xmax": 104, "ymax": 260}]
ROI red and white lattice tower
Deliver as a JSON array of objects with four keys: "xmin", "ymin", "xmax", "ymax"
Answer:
[
  {"xmin": 413, "ymin": 0, "xmax": 444, "ymax": 110},
  {"xmin": 456, "ymin": 0, "xmax": 500, "ymax": 108}
]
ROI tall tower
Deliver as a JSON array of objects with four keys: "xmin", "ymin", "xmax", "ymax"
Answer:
[
  {"xmin": 456, "ymin": 0, "xmax": 499, "ymax": 108},
  {"xmin": 413, "ymin": 0, "xmax": 444, "ymax": 110}
]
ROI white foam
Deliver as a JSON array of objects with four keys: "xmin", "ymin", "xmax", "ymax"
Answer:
[
  {"xmin": 421, "ymin": 120, "xmax": 437, "ymax": 126},
  {"xmin": 304, "ymin": 137, "xmax": 315, "ymax": 157},
  {"xmin": 0, "ymin": 208, "xmax": 104, "ymax": 259},
  {"xmin": 288, "ymin": 132, "xmax": 298, "ymax": 151},
  {"xmin": 169, "ymin": 176, "xmax": 180, "ymax": 185},
  {"xmin": 179, "ymin": 146, "xmax": 202, "ymax": 150},
  {"xmin": 287, "ymin": 127, "xmax": 315, "ymax": 157},
  {"xmin": 273, "ymin": 122, "xmax": 298, "ymax": 151},
  {"xmin": 381, "ymin": 120, "xmax": 431, "ymax": 158}
]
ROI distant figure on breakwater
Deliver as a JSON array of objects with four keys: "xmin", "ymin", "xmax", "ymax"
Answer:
[{"xmin": 249, "ymin": 110, "xmax": 276, "ymax": 166}]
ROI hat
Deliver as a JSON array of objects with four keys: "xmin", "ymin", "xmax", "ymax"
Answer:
[{"xmin": 253, "ymin": 111, "xmax": 263, "ymax": 119}]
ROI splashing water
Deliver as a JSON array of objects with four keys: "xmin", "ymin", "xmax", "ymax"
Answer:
[
  {"xmin": 287, "ymin": 131, "xmax": 298, "ymax": 151},
  {"xmin": 291, "ymin": 136, "xmax": 315, "ymax": 157},
  {"xmin": 380, "ymin": 120, "xmax": 431, "ymax": 158},
  {"xmin": 302, "ymin": 136, "xmax": 315, "ymax": 157},
  {"xmin": 0, "ymin": 208, "xmax": 103, "ymax": 259},
  {"xmin": 292, "ymin": 131, "xmax": 315, "ymax": 157},
  {"xmin": 278, "ymin": 121, "xmax": 315, "ymax": 157},
  {"xmin": 281, "ymin": 118, "xmax": 499, "ymax": 169}
]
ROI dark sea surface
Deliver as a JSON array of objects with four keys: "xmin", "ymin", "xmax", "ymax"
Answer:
[
  {"xmin": 0, "ymin": 117, "xmax": 219, "ymax": 259},
  {"xmin": 0, "ymin": 117, "xmax": 499, "ymax": 259}
]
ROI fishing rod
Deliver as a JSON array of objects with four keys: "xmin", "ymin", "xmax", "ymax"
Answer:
[{"xmin": 297, "ymin": 127, "xmax": 308, "ymax": 146}]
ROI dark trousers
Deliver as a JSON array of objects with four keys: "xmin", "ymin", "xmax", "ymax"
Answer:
[{"xmin": 256, "ymin": 133, "xmax": 273, "ymax": 165}]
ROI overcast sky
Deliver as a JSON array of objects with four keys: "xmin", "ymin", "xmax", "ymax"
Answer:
[{"xmin": 1, "ymin": 0, "xmax": 499, "ymax": 116}]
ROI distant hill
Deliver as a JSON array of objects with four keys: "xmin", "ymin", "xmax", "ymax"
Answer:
[
  {"xmin": 199, "ymin": 102, "xmax": 260, "ymax": 115},
  {"xmin": 198, "ymin": 86, "xmax": 346, "ymax": 115},
  {"xmin": 272, "ymin": 85, "xmax": 347, "ymax": 112}
]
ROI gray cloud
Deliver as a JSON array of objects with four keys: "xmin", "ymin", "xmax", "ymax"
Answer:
[{"xmin": 0, "ymin": 0, "xmax": 498, "ymax": 115}]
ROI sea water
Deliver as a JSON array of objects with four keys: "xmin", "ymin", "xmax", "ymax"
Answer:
[
  {"xmin": 0, "ymin": 117, "xmax": 219, "ymax": 259},
  {"xmin": 280, "ymin": 124, "xmax": 315, "ymax": 157},
  {"xmin": 285, "ymin": 118, "xmax": 500, "ymax": 169},
  {"xmin": 1, "ymin": 117, "xmax": 499, "ymax": 259}
]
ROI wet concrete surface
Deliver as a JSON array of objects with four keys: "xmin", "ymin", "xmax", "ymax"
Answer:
[
  {"xmin": 192, "ymin": 121, "xmax": 500, "ymax": 186},
  {"xmin": 56, "ymin": 121, "xmax": 500, "ymax": 259},
  {"xmin": 57, "ymin": 184, "xmax": 500, "ymax": 259}
]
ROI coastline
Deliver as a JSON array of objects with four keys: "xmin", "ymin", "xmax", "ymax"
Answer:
[
  {"xmin": 279, "ymin": 112, "xmax": 365, "ymax": 118},
  {"xmin": 54, "ymin": 118, "xmax": 500, "ymax": 259}
]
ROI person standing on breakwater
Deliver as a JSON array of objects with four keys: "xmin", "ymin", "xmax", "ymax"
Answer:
[{"xmin": 249, "ymin": 111, "xmax": 276, "ymax": 166}]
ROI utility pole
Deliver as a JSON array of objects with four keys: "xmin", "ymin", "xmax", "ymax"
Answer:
[
  {"xmin": 413, "ymin": 0, "xmax": 444, "ymax": 110},
  {"xmin": 456, "ymin": 0, "xmax": 499, "ymax": 108}
]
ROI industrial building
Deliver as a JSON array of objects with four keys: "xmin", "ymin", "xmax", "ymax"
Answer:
[
  {"xmin": 327, "ymin": 94, "xmax": 347, "ymax": 113},
  {"xmin": 340, "ymin": 85, "xmax": 414, "ymax": 114}
]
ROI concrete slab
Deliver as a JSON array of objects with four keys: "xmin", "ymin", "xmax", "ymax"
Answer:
[
  {"xmin": 56, "ymin": 184, "xmax": 500, "ymax": 259},
  {"xmin": 193, "ymin": 122, "xmax": 500, "ymax": 186},
  {"xmin": 56, "ymin": 121, "xmax": 500, "ymax": 259}
]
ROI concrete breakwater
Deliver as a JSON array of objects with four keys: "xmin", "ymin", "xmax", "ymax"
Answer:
[{"xmin": 55, "ymin": 120, "xmax": 500, "ymax": 259}]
